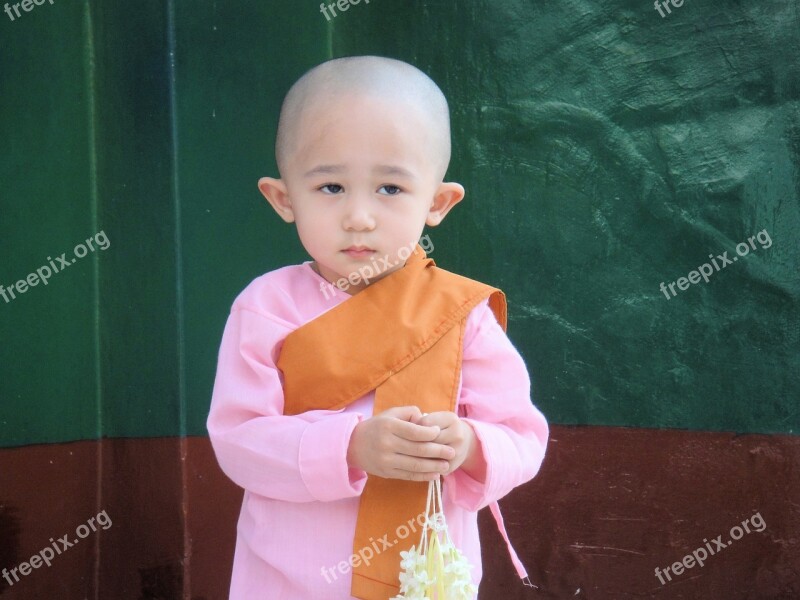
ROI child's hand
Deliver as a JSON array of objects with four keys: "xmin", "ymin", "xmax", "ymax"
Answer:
[
  {"xmin": 347, "ymin": 406, "xmax": 456, "ymax": 481},
  {"xmin": 414, "ymin": 411, "xmax": 485, "ymax": 481}
]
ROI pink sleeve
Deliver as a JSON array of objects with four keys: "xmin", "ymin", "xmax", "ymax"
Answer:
[
  {"xmin": 206, "ymin": 306, "xmax": 368, "ymax": 502},
  {"xmin": 444, "ymin": 300, "xmax": 549, "ymax": 511}
]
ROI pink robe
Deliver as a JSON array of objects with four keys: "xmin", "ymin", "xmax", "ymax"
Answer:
[{"xmin": 207, "ymin": 261, "xmax": 549, "ymax": 599}]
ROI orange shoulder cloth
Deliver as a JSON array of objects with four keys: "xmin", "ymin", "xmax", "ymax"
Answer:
[{"xmin": 277, "ymin": 244, "xmax": 505, "ymax": 599}]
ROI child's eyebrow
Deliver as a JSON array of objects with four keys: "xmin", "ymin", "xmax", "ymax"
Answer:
[
  {"xmin": 303, "ymin": 164, "xmax": 416, "ymax": 179},
  {"xmin": 303, "ymin": 164, "xmax": 345, "ymax": 178},
  {"xmin": 374, "ymin": 165, "xmax": 415, "ymax": 179}
]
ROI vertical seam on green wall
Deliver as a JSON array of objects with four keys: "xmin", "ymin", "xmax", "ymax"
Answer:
[
  {"xmin": 166, "ymin": 0, "xmax": 186, "ymax": 443},
  {"xmin": 325, "ymin": 11, "xmax": 333, "ymax": 58},
  {"xmin": 166, "ymin": 0, "xmax": 191, "ymax": 597},
  {"xmin": 82, "ymin": 2, "xmax": 101, "ymax": 599}
]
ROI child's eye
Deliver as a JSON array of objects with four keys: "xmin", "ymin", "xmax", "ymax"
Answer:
[
  {"xmin": 379, "ymin": 185, "xmax": 402, "ymax": 195},
  {"xmin": 319, "ymin": 183, "xmax": 343, "ymax": 194}
]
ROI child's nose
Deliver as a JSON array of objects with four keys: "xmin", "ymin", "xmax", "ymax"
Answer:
[{"xmin": 342, "ymin": 194, "xmax": 376, "ymax": 231}]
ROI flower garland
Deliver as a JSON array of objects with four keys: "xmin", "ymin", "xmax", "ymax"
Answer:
[{"xmin": 392, "ymin": 477, "xmax": 478, "ymax": 600}]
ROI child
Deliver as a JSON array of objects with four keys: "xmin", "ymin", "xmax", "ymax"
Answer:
[{"xmin": 207, "ymin": 55, "xmax": 549, "ymax": 600}]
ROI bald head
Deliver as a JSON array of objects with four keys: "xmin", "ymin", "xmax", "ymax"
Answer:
[{"xmin": 274, "ymin": 56, "xmax": 452, "ymax": 181}]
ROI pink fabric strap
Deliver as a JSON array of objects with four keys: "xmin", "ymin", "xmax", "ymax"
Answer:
[{"xmin": 489, "ymin": 500, "xmax": 537, "ymax": 588}]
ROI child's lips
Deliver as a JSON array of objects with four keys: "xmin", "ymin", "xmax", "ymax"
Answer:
[{"xmin": 342, "ymin": 246, "xmax": 375, "ymax": 258}]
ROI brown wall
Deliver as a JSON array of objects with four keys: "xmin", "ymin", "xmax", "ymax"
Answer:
[{"xmin": 1, "ymin": 427, "xmax": 798, "ymax": 599}]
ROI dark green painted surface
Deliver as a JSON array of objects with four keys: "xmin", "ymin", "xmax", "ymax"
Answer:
[
  {"xmin": 0, "ymin": 1, "xmax": 99, "ymax": 444},
  {"xmin": 1, "ymin": 1, "xmax": 798, "ymax": 447}
]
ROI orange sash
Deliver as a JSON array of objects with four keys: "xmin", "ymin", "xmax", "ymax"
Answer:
[{"xmin": 277, "ymin": 244, "xmax": 507, "ymax": 599}]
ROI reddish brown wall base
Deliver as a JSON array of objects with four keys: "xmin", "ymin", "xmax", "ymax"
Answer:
[
  {"xmin": 1, "ymin": 427, "xmax": 798, "ymax": 599},
  {"xmin": 479, "ymin": 427, "xmax": 800, "ymax": 599}
]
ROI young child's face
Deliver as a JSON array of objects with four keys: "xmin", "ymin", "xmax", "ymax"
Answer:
[{"xmin": 260, "ymin": 92, "xmax": 463, "ymax": 294}]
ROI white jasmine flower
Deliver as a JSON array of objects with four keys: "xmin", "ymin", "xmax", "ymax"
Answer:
[{"xmin": 393, "ymin": 478, "xmax": 478, "ymax": 599}]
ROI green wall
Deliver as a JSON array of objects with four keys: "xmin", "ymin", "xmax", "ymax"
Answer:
[{"xmin": 1, "ymin": 0, "xmax": 798, "ymax": 448}]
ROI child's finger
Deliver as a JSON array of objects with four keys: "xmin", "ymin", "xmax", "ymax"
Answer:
[
  {"xmin": 395, "ymin": 438, "xmax": 455, "ymax": 461},
  {"xmin": 393, "ymin": 419, "xmax": 440, "ymax": 442},
  {"xmin": 389, "ymin": 455, "xmax": 450, "ymax": 479},
  {"xmin": 382, "ymin": 405, "xmax": 424, "ymax": 422},
  {"xmin": 417, "ymin": 411, "xmax": 457, "ymax": 429}
]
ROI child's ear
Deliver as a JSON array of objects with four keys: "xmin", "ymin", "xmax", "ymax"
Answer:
[
  {"xmin": 426, "ymin": 182, "xmax": 465, "ymax": 226},
  {"xmin": 258, "ymin": 177, "xmax": 295, "ymax": 223}
]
